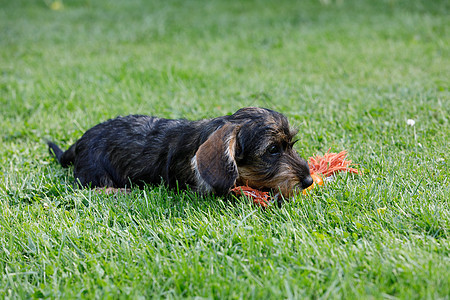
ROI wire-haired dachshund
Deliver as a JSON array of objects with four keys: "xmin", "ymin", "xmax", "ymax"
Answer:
[{"xmin": 48, "ymin": 107, "xmax": 313, "ymax": 198}]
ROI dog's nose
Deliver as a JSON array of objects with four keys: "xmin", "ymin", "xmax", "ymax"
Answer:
[{"xmin": 301, "ymin": 176, "xmax": 314, "ymax": 189}]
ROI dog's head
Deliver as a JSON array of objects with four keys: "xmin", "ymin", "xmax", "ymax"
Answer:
[{"xmin": 192, "ymin": 107, "xmax": 313, "ymax": 198}]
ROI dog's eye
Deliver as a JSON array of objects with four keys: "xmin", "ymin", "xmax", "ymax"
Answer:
[{"xmin": 267, "ymin": 145, "xmax": 281, "ymax": 155}]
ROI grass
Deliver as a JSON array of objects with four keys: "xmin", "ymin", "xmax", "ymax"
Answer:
[{"xmin": 0, "ymin": 0, "xmax": 449, "ymax": 298}]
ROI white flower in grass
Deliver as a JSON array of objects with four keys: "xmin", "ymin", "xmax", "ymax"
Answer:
[{"xmin": 407, "ymin": 119, "xmax": 415, "ymax": 126}]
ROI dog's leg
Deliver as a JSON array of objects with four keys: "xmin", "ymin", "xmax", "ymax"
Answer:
[{"xmin": 95, "ymin": 187, "xmax": 132, "ymax": 195}]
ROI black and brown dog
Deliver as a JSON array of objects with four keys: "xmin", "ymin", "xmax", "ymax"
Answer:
[{"xmin": 48, "ymin": 107, "xmax": 313, "ymax": 198}]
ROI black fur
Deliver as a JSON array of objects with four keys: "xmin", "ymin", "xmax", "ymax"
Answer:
[{"xmin": 48, "ymin": 107, "xmax": 313, "ymax": 196}]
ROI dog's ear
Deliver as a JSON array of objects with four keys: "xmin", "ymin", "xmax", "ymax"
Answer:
[{"xmin": 193, "ymin": 123, "xmax": 240, "ymax": 195}]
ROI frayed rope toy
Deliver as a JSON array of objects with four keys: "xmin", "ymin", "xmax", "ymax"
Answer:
[{"xmin": 231, "ymin": 149, "xmax": 360, "ymax": 208}]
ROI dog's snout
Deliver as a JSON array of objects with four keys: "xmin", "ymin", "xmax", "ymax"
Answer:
[{"xmin": 301, "ymin": 176, "xmax": 314, "ymax": 189}]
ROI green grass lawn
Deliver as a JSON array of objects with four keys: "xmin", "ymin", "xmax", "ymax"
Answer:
[{"xmin": 1, "ymin": 0, "xmax": 449, "ymax": 298}]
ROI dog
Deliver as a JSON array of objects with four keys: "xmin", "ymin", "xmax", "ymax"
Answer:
[{"xmin": 48, "ymin": 107, "xmax": 313, "ymax": 198}]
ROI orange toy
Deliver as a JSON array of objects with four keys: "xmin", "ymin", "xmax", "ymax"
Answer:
[
  {"xmin": 308, "ymin": 149, "xmax": 359, "ymax": 177},
  {"xmin": 302, "ymin": 149, "xmax": 359, "ymax": 194},
  {"xmin": 232, "ymin": 149, "xmax": 359, "ymax": 206},
  {"xmin": 230, "ymin": 185, "xmax": 271, "ymax": 208}
]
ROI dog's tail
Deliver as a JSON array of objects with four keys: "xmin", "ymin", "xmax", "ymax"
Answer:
[{"xmin": 47, "ymin": 141, "xmax": 75, "ymax": 168}]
